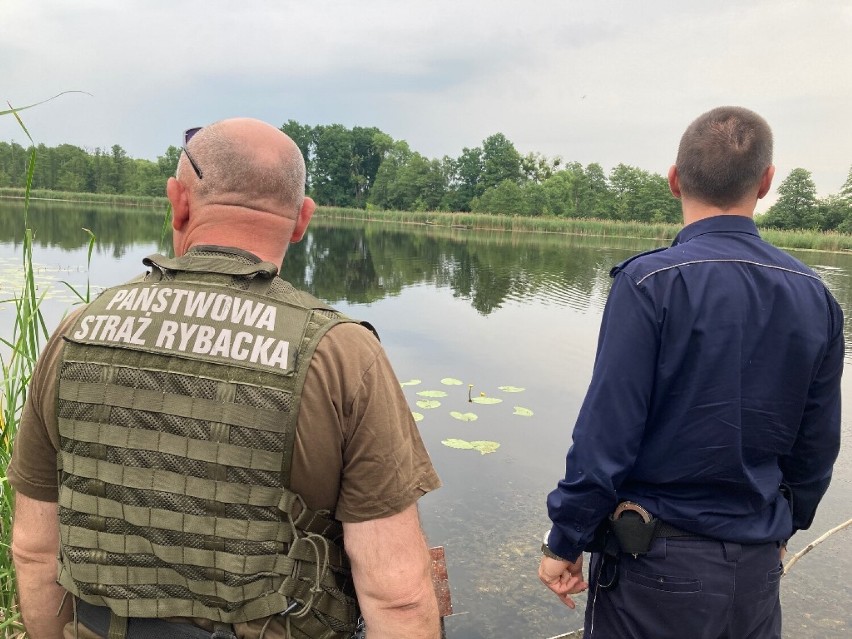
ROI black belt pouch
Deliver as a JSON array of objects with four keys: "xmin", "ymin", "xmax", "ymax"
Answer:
[{"xmin": 609, "ymin": 511, "xmax": 658, "ymax": 555}]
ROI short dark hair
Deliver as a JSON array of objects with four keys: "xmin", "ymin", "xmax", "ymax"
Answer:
[{"xmin": 675, "ymin": 106, "xmax": 773, "ymax": 208}]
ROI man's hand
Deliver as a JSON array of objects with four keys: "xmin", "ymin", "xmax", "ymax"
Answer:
[{"xmin": 538, "ymin": 555, "xmax": 588, "ymax": 609}]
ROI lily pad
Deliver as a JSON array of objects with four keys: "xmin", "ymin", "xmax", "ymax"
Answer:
[
  {"xmin": 416, "ymin": 400, "xmax": 441, "ymax": 410},
  {"xmin": 470, "ymin": 441, "xmax": 501, "ymax": 455},
  {"xmin": 471, "ymin": 396, "xmax": 503, "ymax": 405},
  {"xmin": 441, "ymin": 438, "xmax": 475, "ymax": 450},
  {"xmin": 450, "ymin": 411, "xmax": 478, "ymax": 422},
  {"xmin": 513, "ymin": 406, "xmax": 534, "ymax": 417},
  {"xmin": 417, "ymin": 390, "xmax": 448, "ymax": 398},
  {"xmin": 400, "ymin": 379, "xmax": 421, "ymax": 387},
  {"xmin": 412, "ymin": 412, "xmax": 424, "ymax": 422},
  {"xmin": 499, "ymin": 386, "xmax": 525, "ymax": 393},
  {"xmin": 441, "ymin": 378, "xmax": 463, "ymax": 385}
]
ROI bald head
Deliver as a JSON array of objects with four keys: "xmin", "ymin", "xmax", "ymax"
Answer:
[{"xmin": 178, "ymin": 118, "xmax": 307, "ymax": 217}]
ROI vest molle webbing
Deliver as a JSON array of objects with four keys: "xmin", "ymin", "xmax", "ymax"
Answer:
[{"xmin": 56, "ymin": 250, "xmax": 363, "ymax": 638}]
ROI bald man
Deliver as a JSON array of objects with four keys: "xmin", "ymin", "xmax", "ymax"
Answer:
[{"xmin": 9, "ymin": 118, "xmax": 441, "ymax": 639}]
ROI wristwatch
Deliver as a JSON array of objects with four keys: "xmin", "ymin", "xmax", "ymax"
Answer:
[{"xmin": 541, "ymin": 530, "xmax": 570, "ymax": 562}]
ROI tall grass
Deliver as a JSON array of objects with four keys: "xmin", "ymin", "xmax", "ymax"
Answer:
[
  {"xmin": 318, "ymin": 206, "xmax": 852, "ymax": 252},
  {"xmin": 0, "ymin": 111, "xmax": 46, "ymax": 638},
  {"xmin": 0, "ymin": 187, "xmax": 166, "ymax": 209}
]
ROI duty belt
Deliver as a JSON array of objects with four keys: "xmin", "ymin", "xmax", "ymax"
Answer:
[
  {"xmin": 609, "ymin": 501, "xmax": 711, "ymax": 556},
  {"xmin": 75, "ymin": 601, "xmax": 363, "ymax": 639},
  {"xmin": 75, "ymin": 600, "xmax": 232, "ymax": 639}
]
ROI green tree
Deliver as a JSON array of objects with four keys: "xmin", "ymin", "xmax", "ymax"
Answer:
[
  {"xmin": 104, "ymin": 144, "xmax": 129, "ymax": 194},
  {"xmin": 157, "ymin": 145, "xmax": 182, "ymax": 179},
  {"xmin": 521, "ymin": 152, "xmax": 562, "ymax": 183},
  {"xmin": 280, "ymin": 120, "xmax": 315, "ymax": 172},
  {"xmin": 349, "ymin": 127, "xmax": 392, "ymax": 207},
  {"xmin": 481, "ymin": 133, "xmax": 522, "ymax": 190},
  {"xmin": 0, "ymin": 142, "xmax": 27, "ymax": 186},
  {"xmin": 815, "ymin": 195, "xmax": 852, "ymax": 232},
  {"xmin": 128, "ymin": 159, "xmax": 165, "ymax": 196},
  {"xmin": 541, "ymin": 170, "xmax": 579, "ymax": 217},
  {"xmin": 442, "ymin": 147, "xmax": 483, "ymax": 211},
  {"xmin": 762, "ymin": 168, "xmax": 818, "ymax": 229},
  {"xmin": 369, "ymin": 140, "xmax": 413, "ymax": 209},
  {"xmin": 839, "ymin": 165, "xmax": 852, "ymax": 202},
  {"xmin": 90, "ymin": 148, "xmax": 113, "ymax": 193},
  {"xmin": 55, "ymin": 144, "xmax": 91, "ymax": 192},
  {"xmin": 584, "ymin": 163, "xmax": 614, "ymax": 218},
  {"xmin": 608, "ymin": 164, "xmax": 644, "ymax": 221},
  {"xmin": 472, "ymin": 179, "xmax": 527, "ymax": 215},
  {"xmin": 370, "ymin": 142, "xmax": 446, "ymax": 211},
  {"xmin": 311, "ymin": 124, "xmax": 354, "ymax": 206}
]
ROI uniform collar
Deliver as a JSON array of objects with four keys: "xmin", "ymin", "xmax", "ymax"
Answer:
[
  {"xmin": 186, "ymin": 245, "xmax": 263, "ymax": 263},
  {"xmin": 673, "ymin": 215, "xmax": 760, "ymax": 246}
]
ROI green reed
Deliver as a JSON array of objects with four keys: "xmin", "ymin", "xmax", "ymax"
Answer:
[
  {"xmin": 0, "ymin": 112, "xmax": 46, "ymax": 637},
  {"xmin": 319, "ymin": 206, "xmax": 852, "ymax": 252},
  {"xmin": 0, "ymin": 187, "xmax": 166, "ymax": 209}
]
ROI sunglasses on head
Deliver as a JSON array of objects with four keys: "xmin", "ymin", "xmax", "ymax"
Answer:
[{"xmin": 181, "ymin": 127, "xmax": 203, "ymax": 179}]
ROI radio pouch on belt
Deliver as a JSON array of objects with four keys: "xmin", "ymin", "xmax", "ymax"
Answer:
[{"xmin": 609, "ymin": 501, "xmax": 658, "ymax": 556}]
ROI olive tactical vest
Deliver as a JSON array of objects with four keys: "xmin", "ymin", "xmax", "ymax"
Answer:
[{"xmin": 56, "ymin": 249, "xmax": 363, "ymax": 638}]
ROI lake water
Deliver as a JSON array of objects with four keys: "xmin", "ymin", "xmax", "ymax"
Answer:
[{"xmin": 2, "ymin": 201, "xmax": 850, "ymax": 638}]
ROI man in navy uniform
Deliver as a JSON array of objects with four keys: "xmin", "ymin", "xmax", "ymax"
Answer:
[{"xmin": 539, "ymin": 106, "xmax": 843, "ymax": 638}]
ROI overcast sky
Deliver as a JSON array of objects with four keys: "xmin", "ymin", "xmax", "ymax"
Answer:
[{"xmin": 2, "ymin": 1, "xmax": 850, "ymax": 210}]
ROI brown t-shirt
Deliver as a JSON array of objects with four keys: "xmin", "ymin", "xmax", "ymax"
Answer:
[{"xmin": 9, "ymin": 308, "xmax": 441, "ymax": 523}]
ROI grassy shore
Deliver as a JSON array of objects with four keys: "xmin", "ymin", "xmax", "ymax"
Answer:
[
  {"xmin": 2, "ymin": 189, "xmax": 852, "ymax": 252},
  {"xmin": 319, "ymin": 206, "xmax": 852, "ymax": 253},
  {"xmin": 0, "ymin": 187, "xmax": 166, "ymax": 208}
]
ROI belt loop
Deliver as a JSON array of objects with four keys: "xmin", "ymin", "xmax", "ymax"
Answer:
[
  {"xmin": 722, "ymin": 541, "xmax": 742, "ymax": 562},
  {"xmin": 108, "ymin": 612, "xmax": 128, "ymax": 639},
  {"xmin": 73, "ymin": 597, "xmax": 79, "ymax": 639},
  {"xmin": 211, "ymin": 622, "xmax": 238, "ymax": 639}
]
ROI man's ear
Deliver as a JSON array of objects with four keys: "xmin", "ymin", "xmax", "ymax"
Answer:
[
  {"xmin": 668, "ymin": 165, "xmax": 682, "ymax": 199},
  {"xmin": 290, "ymin": 197, "xmax": 315, "ymax": 243},
  {"xmin": 757, "ymin": 165, "xmax": 775, "ymax": 200},
  {"xmin": 167, "ymin": 177, "xmax": 190, "ymax": 232}
]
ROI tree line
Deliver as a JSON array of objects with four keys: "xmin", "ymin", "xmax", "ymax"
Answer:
[{"xmin": 2, "ymin": 122, "xmax": 851, "ymax": 230}]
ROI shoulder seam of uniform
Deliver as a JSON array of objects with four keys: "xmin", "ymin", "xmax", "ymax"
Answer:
[{"xmin": 635, "ymin": 259, "xmax": 823, "ymax": 286}]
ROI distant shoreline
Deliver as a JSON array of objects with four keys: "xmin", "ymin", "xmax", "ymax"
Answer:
[{"xmin": 3, "ymin": 189, "xmax": 851, "ymax": 252}]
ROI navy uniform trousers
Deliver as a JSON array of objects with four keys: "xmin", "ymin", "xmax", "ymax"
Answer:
[{"xmin": 584, "ymin": 537, "xmax": 782, "ymax": 639}]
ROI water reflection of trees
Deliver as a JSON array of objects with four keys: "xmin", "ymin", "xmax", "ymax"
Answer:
[
  {"xmin": 281, "ymin": 218, "xmax": 648, "ymax": 315},
  {"xmin": 6, "ymin": 203, "xmax": 852, "ymax": 328},
  {"xmin": 0, "ymin": 200, "xmax": 169, "ymax": 257}
]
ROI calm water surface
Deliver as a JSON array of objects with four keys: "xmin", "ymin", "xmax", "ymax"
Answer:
[{"xmin": 1, "ymin": 202, "xmax": 850, "ymax": 638}]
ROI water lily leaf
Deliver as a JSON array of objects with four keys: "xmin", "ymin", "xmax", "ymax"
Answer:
[
  {"xmin": 417, "ymin": 390, "xmax": 448, "ymax": 398},
  {"xmin": 416, "ymin": 400, "xmax": 441, "ymax": 410},
  {"xmin": 441, "ymin": 378, "xmax": 463, "ymax": 385},
  {"xmin": 513, "ymin": 406, "xmax": 534, "ymax": 417},
  {"xmin": 471, "ymin": 396, "xmax": 503, "ymax": 405},
  {"xmin": 411, "ymin": 412, "xmax": 424, "ymax": 422},
  {"xmin": 499, "ymin": 386, "xmax": 525, "ymax": 393},
  {"xmin": 400, "ymin": 379, "xmax": 421, "ymax": 387},
  {"xmin": 470, "ymin": 440, "xmax": 501, "ymax": 455},
  {"xmin": 450, "ymin": 411, "xmax": 478, "ymax": 422},
  {"xmin": 442, "ymin": 438, "xmax": 474, "ymax": 450}
]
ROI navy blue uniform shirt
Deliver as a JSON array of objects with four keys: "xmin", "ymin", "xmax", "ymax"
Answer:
[{"xmin": 547, "ymin": 215, "xmax": 843, "ymax": 562}]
